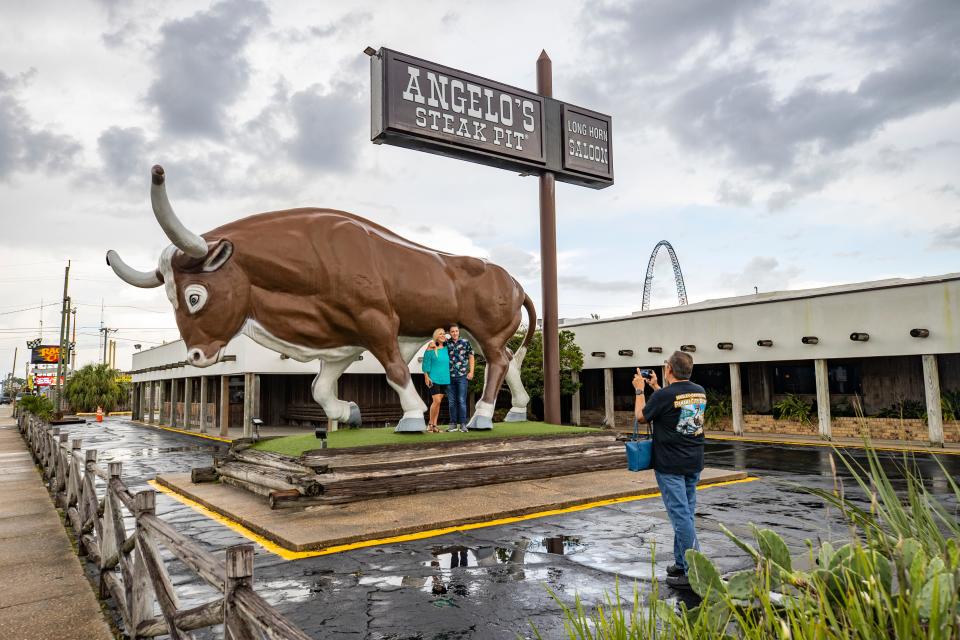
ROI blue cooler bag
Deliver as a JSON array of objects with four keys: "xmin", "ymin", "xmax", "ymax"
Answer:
[{"xmin": 625, "ymin": 417, "xmax": 652, "ymax": 472}]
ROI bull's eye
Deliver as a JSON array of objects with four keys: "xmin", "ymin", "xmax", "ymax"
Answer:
[{"xmin": 184, "ymin": 284, "xmax": 208, "ymax": 314}]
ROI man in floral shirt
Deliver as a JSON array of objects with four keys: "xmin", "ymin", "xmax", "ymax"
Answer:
[{"xmin": 446, "ymin": 324, "xmax": 475, "ymax": 432}]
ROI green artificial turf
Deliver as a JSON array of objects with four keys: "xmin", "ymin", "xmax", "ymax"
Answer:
[{"xmin": 252, "ymin": 421, "xmax": 601, "ymax": 457}]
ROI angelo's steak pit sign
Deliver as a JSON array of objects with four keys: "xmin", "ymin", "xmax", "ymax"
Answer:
[{"xmin": 371, "ymin": 48, "xmax": 612, "ymax": 189}]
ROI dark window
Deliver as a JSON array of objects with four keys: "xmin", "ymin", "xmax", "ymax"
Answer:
[
  {"xmin": 828, "ymin": 362, "xmax": 862, "ymax": 395},
  {"xmin": 773, "ymin": 365, "xmax": 816, "ymax": 394},
  {"xmin": 693, "ymin": 364, "xmax": 730, "ymax": 393}
]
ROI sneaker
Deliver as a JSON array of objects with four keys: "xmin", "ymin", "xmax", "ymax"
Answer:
[
  {"xmin": 446, "ymin": 425, "xmax": 459, "ymax": 432},
  {"xmin": 666, "ymin": 564, "xmax": 685, "ymax": 577},
  {"xmin": 665, "ymin": 574, "xmax": 692, "ymax": 590},
  {"xmin": 459, "ymin": 424, "xmax": 469, "ymax": 432}
]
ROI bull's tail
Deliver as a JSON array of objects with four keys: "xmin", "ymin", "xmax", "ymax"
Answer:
[{"xmin": 514, "ymin": 293, "xmax": 537, "ymax": 366}]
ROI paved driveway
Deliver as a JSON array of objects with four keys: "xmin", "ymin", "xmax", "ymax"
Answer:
[{"xmin": 45, "ymin": 417, "xmax": 960, "ymax": 639}]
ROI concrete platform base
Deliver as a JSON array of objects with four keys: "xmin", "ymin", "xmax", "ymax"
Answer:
[{"xmin": 156, "ymin": 466, "xmax": 748, "ymax": 553}]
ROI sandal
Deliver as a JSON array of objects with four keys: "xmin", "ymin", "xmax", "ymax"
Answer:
[{"xmin": 428, "ymin": 425, "xmax": 440, "ymax": 433}]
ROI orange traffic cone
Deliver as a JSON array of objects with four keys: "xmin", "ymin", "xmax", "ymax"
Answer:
[{"xmin": 96, "ymin": 406, "xmax": 104, "ymax": 423}]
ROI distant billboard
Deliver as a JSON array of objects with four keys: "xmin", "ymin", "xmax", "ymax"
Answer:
[
  {"xmin": 33, "ymin": 374, "xmax": 63, "ymax": 387},
  {"xmin": 31, "ymin": 345, "xmax": 61, "ymax": 364}
]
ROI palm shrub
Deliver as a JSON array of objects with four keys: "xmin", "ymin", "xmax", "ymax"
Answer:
[
  {"xmin": 877, "ymin": 399, "xmax": 927, "ymax": 421},
  {"xmin": 773, "ymin": 394, "xmax": 813, "ymax": 424},
  {"xmin": 19, "ymin": 394, "xmax": 54, "ymax": 421},
  {"xmin": 537, "ymin": 444, "xmax": 960, "ymax": 639},
  {"xmin": 65, "ymin": 364, "xmax": 128, "ymax": 412},
  {"xmin": 704, "ymin": 390, "xmax": 732, "ymax": 428},
  {"xmin": 940, "ymin": 390, "xmax": 960, "ymax": 422}
]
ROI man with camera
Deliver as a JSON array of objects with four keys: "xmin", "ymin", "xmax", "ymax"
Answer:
[{"xmin": 633, "ymin": 350, "xmax": 707, "ymax": 590}]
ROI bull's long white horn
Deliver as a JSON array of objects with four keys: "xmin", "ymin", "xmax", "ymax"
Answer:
[
  {"xmin": 150, "ymin": 165, "xmax": 208, "ymax": 259},
  {"xmin": 105, "ymin": 250, "xmax": 163, "ymax": 288}
]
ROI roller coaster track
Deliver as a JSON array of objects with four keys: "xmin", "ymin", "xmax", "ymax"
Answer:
[{"xmin": 642, "ymin": 240, "xmax": 688, "ymax": 311}]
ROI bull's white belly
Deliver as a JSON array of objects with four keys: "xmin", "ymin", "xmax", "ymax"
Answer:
[
  {"xmin": 240, "ymin": 319, "xmax": 436, "ymax": 363},
  {"xmin": 241, "ymin": 319, "xmax": 365, "ymax": 362}
]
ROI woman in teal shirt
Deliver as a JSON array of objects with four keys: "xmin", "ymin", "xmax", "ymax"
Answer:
[{"xmin": 422, "ymin": 328, "xmax": 451, "ymax": 433}]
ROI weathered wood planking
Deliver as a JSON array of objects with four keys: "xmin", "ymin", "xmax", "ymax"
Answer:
[
  {"xmin": 300, "ymin": 433, "xmax": 617, "ymax": 470},
  {"xmin": 16, "ymin": 410, "xmax": 310, "ymax": 640}
]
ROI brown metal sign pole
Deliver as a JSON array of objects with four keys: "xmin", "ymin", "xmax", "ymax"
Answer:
[{"xmin": 537, "ymin": 50, "xmax": 561, "ymax": 425}]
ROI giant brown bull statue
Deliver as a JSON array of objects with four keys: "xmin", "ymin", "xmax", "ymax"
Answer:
[{"xmin": 106, "ymin": 166, "xmax": 535, "ymax": 432}]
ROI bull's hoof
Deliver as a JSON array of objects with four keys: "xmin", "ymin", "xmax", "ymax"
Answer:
[
  {"xmin": 466, "ymin": 414, "xmax": 493, "ymax": 430},
  {"xmin": 504, "ymin": 408, "xmax": 528, "ymax": 422},
  {"xmin": 394, "ymin": 415, "xmax": 426, "ymax": 433},
  {"xmin": 346, "ymin": 402, "xmax": 362, "ymax": 427}
]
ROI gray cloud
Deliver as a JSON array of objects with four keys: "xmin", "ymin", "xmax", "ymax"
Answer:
[
  {"xmin": 559, "ymin": 274, "xmax": 645, "ymax": 293},
  {"xmin": 591, "ymin": 0, "xmax": 763, "ymax": 75},
  {"xmin": 716, "ymin": 180, "xmax": 753, "ymax": 207},
  {"xmin": 97, "ymin": 126, "xmax": 148, "ymax": 186},
  {"xmin": 279, "ymin": 10, "xmax": 372, "ymax": 42},
  {"xmin": 0, "ymin": 70, "xmax": 82, "ymax": 181},
  {"xmin": 146, "ymin": 0, "xmax": 269, "ymax": 138},
  {"xmin": 930, "ymin": 225, "xmax": 960, "ymax": 250},
  {"xmin": 286, "ymin": 81, "xmax": 364, "ymax": 171},
  {"xmin": 579, "ymin": 0, "xmax": 960, "ymax": 209},
  {"xmin": 718, "ymin": 256, "xmax": 801, "ymax": 294}
]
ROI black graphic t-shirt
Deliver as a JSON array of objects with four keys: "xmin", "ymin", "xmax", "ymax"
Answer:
[{"xmin": 642, "ymin": 380, "xmax": 707, "ymax": 475}]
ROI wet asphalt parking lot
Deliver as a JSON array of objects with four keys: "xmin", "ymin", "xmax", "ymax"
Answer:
[{"xmin": 37, "ymin": 417, "xmax": 960, "ymax": 639}]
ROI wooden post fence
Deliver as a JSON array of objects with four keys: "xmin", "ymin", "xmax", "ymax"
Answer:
[{"xmin": 15, "ymin": 410, "xmax": 310, "ymax": 640}]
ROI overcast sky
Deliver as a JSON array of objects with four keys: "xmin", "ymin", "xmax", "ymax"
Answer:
[{"xmin": 1, "ymin": 0, "xmax": 958, "ymax": 376}]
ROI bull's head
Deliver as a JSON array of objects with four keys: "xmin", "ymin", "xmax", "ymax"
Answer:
[{"xmin": 106, "ymin": 165, "xmax": 250, "ymax": 367}]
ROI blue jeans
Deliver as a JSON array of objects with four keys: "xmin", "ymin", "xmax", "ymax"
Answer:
[
  {"xmin": 447, "ymin": 376, "xmax": 469, "ymax": 425},
  {"xmin": 655, "ymin": 470, "xmax": 701, "ymax": 572}
]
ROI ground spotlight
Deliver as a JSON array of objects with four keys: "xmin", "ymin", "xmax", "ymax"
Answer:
[{"xmin": 315, "ymin": 426, "xmax": 328, "ymax": 448}]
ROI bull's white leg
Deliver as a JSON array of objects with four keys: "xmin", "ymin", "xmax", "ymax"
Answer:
[
  {"xmin": 387, "ymin": 337, "xmax": 429, "ymax": 432},
  {"xmin": 311, "ymin": 350, "xmax": 363, "ymax": 426},
  {"xmin": 503, "ymin": 346, "xmax": 530, "ymax": 422},
  {"xmin": 466, "ymin": 372, "xmax": 496, "ymax": 431},
  {"xmin": 387, "ymin": 376, "xmax": 428, "ymax": 432}
]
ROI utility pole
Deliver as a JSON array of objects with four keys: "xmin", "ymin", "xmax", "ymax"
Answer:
[
  {"xmin": 101, "ymin": 327, "xmax": 117, "ymax": 365},
  {"xmin": 54, "ymin": 260, "xmax": 70, "ymax": 413},
  {"xmin": 70, "ymin": 307, "xmax": 77, "ymax": 373},
  {"xmin": 8, "ymin": 347, "xmax": 17, "ymax": 410}
]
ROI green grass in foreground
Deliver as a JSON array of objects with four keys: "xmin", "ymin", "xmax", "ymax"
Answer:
[{"xmin": 252, "ymin": 421, "xmax": 600, "ymax": 456}]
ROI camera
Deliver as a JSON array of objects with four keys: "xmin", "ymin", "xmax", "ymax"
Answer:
[{"xmin": 640, "ymin": 369, "xmax": 653, "ymax": 379}]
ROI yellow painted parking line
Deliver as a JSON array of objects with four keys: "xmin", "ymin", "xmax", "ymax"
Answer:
[
  {"xmin": 706, "ymin": 433, "xmax": 960, "ymax": 456},
  {"xmin": 133, "ymin": 421, "xmax": 231, "ymax": 443},
  {"xmin": 149, "ymin": 476, "xmax": 759, "ymax": 561}
]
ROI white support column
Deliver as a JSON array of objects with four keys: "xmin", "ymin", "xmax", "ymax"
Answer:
[
  {"xmin": 729, "ymin": 362, "xmax": 744, "ymax": 436},
  {"xmin": 147, "ymin": 382, "xmax": 154, "ymax": 424},
  {"xmin": 219, "ymin": 376, "xmax": 230, "ymax": 438},
  {"xmin": 253, "ymin": 374, "xmax": 261, "ymax": 420},
  {"xmin": 199, "ymin": 376, "xmax": 208, "ymax": 434},
  {"xmin": 571, "ymin": 370, "xmax": 581, "ymax": 426},
  {"xmin": 158, "ymin": 380, "xmax": 166, "ymax": 425},
  {"xmin": 169, "ymin": 378, "xmax": 179, "ymax": 428},
  {"xmin": 814, "ymin": 359, "xmax": 831, "ymax": 439},
  {"xmin": 922, "ymin": 354, "xmax": 944, "ymax": 447},
  {"xmin": 603, "ymin": 368, "xmax": 615, "ymax": 428},
  {"xmin": 183, "ymin": 377, "xmax": 193, "ymax": 430},
  {"xmin": 242, "ymin": 373, "xmax": 253, "ymax": 438}
]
